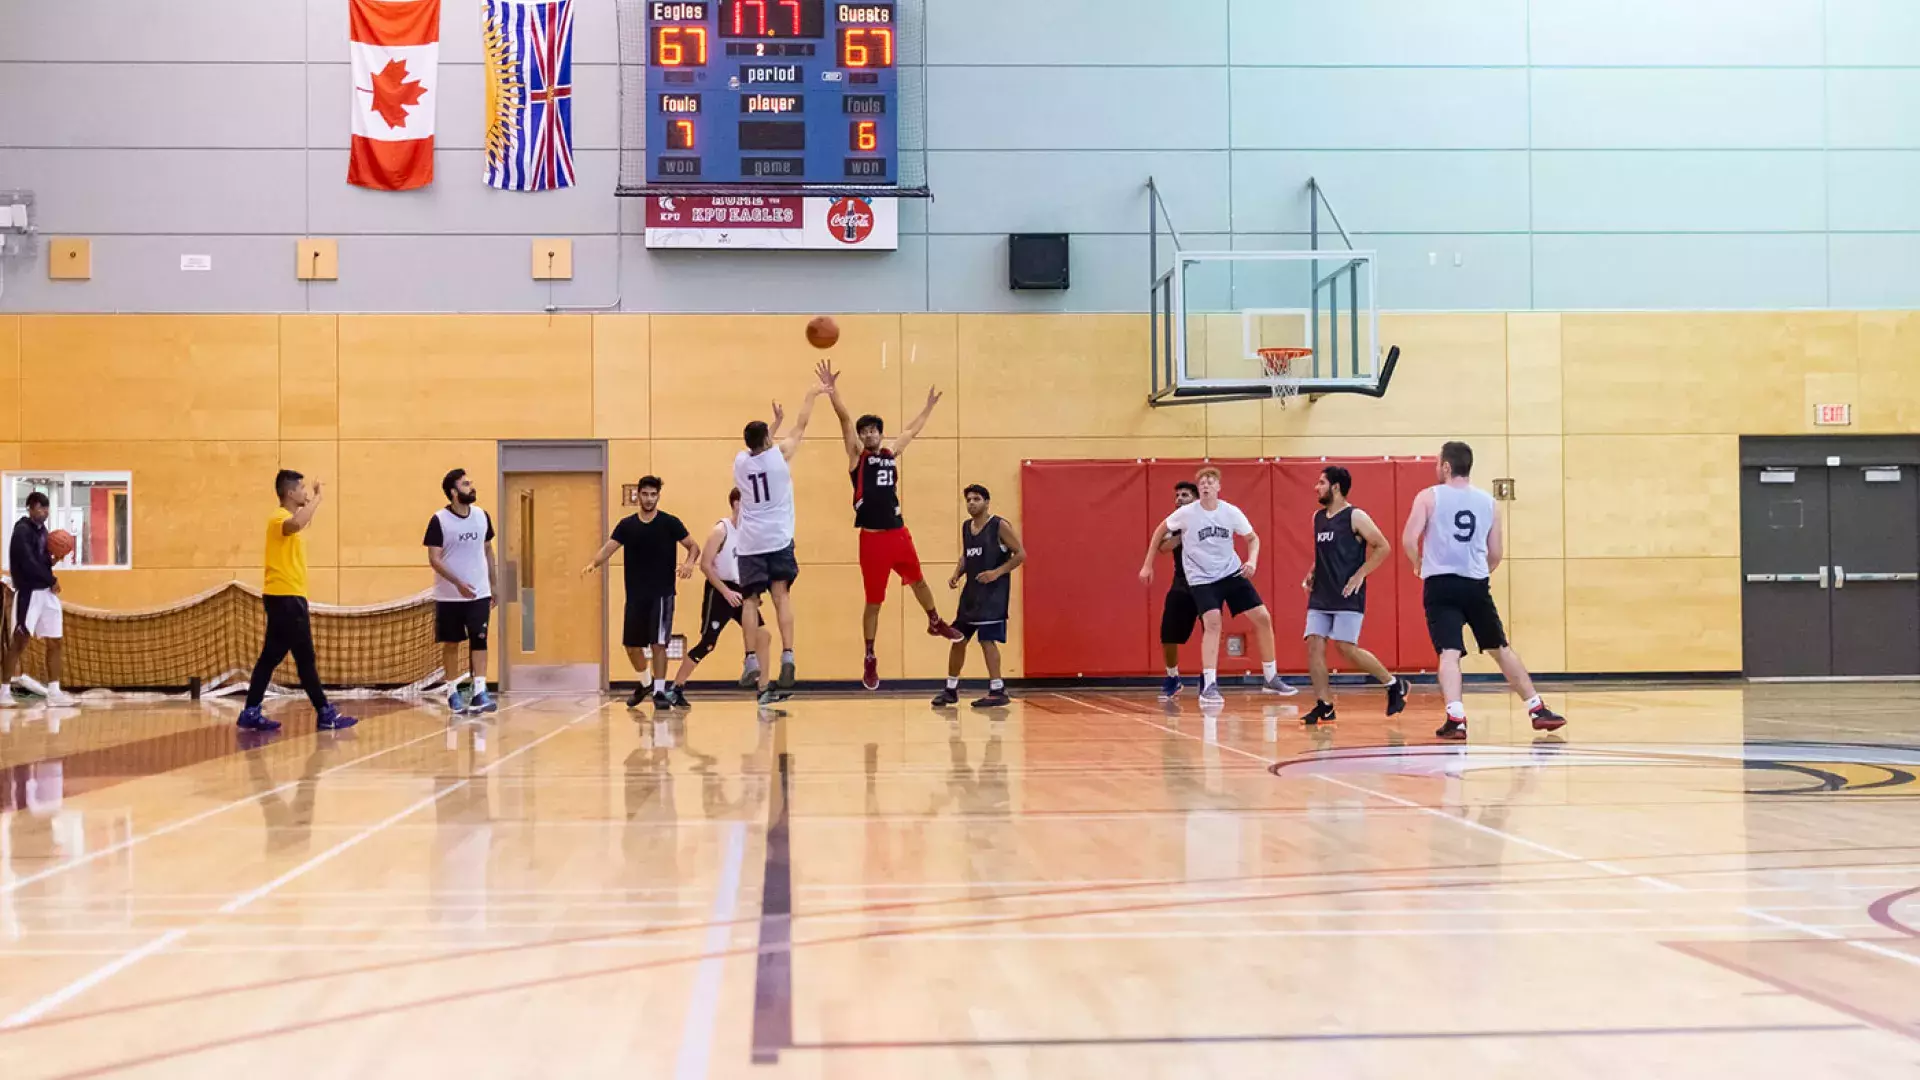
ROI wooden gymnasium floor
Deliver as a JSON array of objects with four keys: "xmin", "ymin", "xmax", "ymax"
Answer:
[{"xmin": 4, "ymin": 683, "xmax": 1920, "ymax": 1078}]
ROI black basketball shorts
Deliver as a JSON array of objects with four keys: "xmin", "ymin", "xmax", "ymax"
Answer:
[
  {"xmin": 623, "ymin": 593, "xmax": 676, "ymax": 650},
  {"xmin": 1189, "ymin": 574, "xmax": 1264, "ymax": 618},
  {"xmin": 1422, "ymin": 573, "xmax": 1508, "ymax": 654},
  {"xmin": 434, "ymin": 598, "xmax": 491, "ymax": 650},
  {"xmin": 1160, "ymin": 586, "xmax": 1200, "ymax": 645},
  {"xmin": 737, "ymin": 542, "xmax": 800, "ymax": 597}
]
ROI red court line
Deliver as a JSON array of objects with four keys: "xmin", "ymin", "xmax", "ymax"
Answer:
[
  {"xmin": 1866, "ymin": 885, "xmax": 1920, "ymax": 938},
  {"xmin": 1664, "ymin": 939, "xmax": 1920, "ymax": 1045}
]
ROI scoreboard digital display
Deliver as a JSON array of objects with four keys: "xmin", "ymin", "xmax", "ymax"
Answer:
[{"xmin": 644, "ymin": 1, "xmax": 898, "ymax": 186}]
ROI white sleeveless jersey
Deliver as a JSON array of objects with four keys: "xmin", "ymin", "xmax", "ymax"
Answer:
[
  {"xmin": 712, "ymin": 518, "xmax": 741, "ymax": 583},
  {"xmin": 733, "ymin": 448, "xmax": 795, "ymax": 556},
  {"xmin": 1421, "ymin": 483, "xmax": 1497, "ymax": 580}
]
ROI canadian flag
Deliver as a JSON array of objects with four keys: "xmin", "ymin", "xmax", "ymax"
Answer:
[{"xmin": 348, "ymin": 0, "xmax": 441, "ymax": 190}]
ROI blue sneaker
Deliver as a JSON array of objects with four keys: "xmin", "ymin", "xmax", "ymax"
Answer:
[
  {"xmin": 1158, "ymin": 675, "xmax": 1183, "ymax": 702},
  {"xmin": 236, "ymin": 706, "xmax": 281, "ymax": 732},
  {"xmin": 315, "ymin": 705, "xmax": 358, "ymax": 731},
  {"xmin": 468, "ymin": 690, "xmax": 498, "ymax": 714},
  {"xmin": 447, "ymin": 685, "xmax": 470, "ymax": 713}
]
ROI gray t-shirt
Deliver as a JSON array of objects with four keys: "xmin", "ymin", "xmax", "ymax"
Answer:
[{"xmin": 1420, "ymin": 483, "xmax": 1496, "ymax": 580}]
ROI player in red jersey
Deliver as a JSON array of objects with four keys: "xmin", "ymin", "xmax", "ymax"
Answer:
[{"xmin": 824, "ymin": 380, "xmax": 964, "ymax": 689}]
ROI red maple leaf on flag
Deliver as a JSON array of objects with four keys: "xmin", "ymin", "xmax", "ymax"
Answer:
[{"xmin": 363, "ymin": 58, "xmax": 427, "ymax": 129}]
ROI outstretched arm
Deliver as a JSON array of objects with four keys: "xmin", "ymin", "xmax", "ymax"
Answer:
[
  {"xmin": 581, "ymin": 538, "xmax": 621, "ymax": 577},
  {"xmin": 888, "ymin": 386, "xmax": 943, "ymax": 459},
  {"xmin": 824, "ymin": 368, "xmax": 860, "ymax": 465},
  {"xmin": 778, "ymin": 364, "xmax": 832, "ymax": 460},
  {"xmin": 282, "ymin": 482, "xmax": 324, "ymax": 535},
  {"xmin": 1402, "ymin": 489, "xmax": 1432, "ymax": 575}
]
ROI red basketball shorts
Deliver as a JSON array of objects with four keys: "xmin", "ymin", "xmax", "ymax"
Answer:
[{"xmin": 859, "ymin": 527, "xmax": 924, "ymax": 603}]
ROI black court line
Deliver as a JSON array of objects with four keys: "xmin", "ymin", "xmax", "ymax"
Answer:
[
  {"xmin": 750, "ymin": 750, "xmax": 793, "ymax": 1065},
  {"xmin": 787, "ymin": 1022, "xmax": 1862, "ymax": 1053}
]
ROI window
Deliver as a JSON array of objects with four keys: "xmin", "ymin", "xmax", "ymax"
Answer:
[{"xmin": 2, "ymin": 472, "xmax": 133, "ymax": 570}]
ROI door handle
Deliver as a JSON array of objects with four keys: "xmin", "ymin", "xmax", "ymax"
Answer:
[
  {"xmin": 1820, "ymin": 564, "xmax": 1829, "ymax": 590},
  {"xmin": 1749, "ymin": 568, "xmax": 1827, "ymax": 585},
  {"xmin": 1841, "ymin": 571, "xmax": 1920, "ymax": 583},
  {"xmin": 1835, "ymin": 565, "xmax": 1843, "ymax": 589}
]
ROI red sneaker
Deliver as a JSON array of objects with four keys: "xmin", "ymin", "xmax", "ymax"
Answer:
[
  {"xmin": 928, "ymin": 616, "xmax": 964, "ymax": 642},
  {"xmin": 862, "ymin": 653, "xmax": 880, "ymax": 691}
]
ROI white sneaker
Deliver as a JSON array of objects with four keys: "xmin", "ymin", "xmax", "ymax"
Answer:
[
  {"xmin": 14, "ymin": 674, "xmax": 49, "ymax": 698},
  {"xmin": 1198, "ymin": 681, "xmax": 1225, "ymax": 705},
  {"xmin": 44, "ymin": 689, "xmax": 77, "ymax": 708},
  {"xmin": 0, "ymin": 687, "xmax": 16, "ymax": 708},
  {"xmin": 1262, "ymin": 677, "xmax": 1299, "ymax": 697}
]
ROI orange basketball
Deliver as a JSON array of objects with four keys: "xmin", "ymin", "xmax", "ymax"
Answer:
[
  {"xmin": 805, "ymin": 315, "xmax": 839, "ymax": 350},
  {"xmin": 46, "ymin": 529, "xmax": 75, "ymax": 562}
]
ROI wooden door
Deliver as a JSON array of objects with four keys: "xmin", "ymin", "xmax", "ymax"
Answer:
[{"xmin": 502, "ymin": 471, "xmax": 605, "ymax": 691}]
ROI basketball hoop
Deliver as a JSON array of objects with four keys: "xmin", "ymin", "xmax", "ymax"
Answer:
[{"xmin": 1257, "ymin": 347, "xmax": 1312, "ymax": 407}]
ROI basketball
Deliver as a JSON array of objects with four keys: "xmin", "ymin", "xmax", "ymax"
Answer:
[
  {"xmin": 805, "ymin": 315, "xmax": 839, "ymax": 350},
  {"xmin": 47, "ymin": 529, "xmax": 75, "ymax": 562}
]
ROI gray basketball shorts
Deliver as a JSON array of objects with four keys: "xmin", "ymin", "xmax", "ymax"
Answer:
[{"xmin": 1304, "ymin": 609, "xmax": 1364, "ymax": 644}]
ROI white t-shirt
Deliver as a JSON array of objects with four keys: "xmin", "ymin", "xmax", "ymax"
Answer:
[
  {"xmin": 1164, "ymin": 499, "xmax": 1254, "ymax": 586},
  {"xmin": 423, "ymin": 506, "xmax": 495, "ymax": 602},
  {"xmin": 712, "ymin": 518, "xmax": 740, "ymax": 583},
  {"xmin": 733, "ymin": 447, "xmax": 795, "ymax": 556}
]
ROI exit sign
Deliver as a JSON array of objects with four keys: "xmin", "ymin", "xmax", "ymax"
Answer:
[{"xmin": 1815, "ymin": 403, "xmax": 1852, "ymax": 426}]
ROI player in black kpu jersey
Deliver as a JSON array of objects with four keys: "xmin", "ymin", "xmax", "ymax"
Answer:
[
  {"xmin": 933, "ymin": 484, "xmax": 1025, "ymax": 709},
  {"xmin": 822, "ymin": 380, "xmax": 965, "ymax": 692},
  {"xmin": 1300, "ymin": 466, "xmax": 1410, "ymax": 724}
]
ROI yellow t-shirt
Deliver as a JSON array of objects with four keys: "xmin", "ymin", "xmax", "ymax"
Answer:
[{"xmin": 264, "ymin": 507, "xmax": 308, "ymax": 597}]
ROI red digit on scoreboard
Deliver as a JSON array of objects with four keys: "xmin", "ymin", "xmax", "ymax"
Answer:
[
  {"xmin": 654, "ymin": 26, "xmax": 707, "ymax": 66},
  {"xmin": 669, "ymin": 119, "xmax": 697, "ymax": 150},
  {"xmin": 734, "ymin": 0, "xmax": 765, "ymax": 35},
  {"xmin": 780, "ymin": 0, "xmax": 801, "ymax": 35},
  {"xmin": 839, "ymin": 27, "xmax": 893, "ymax": 68},
  {"xmin": 850, "ymin": 120, "xmax": 877, "ymax": 151}
]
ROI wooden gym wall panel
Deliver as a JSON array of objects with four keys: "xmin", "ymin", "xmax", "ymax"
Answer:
[
  {"xmin": 277, "ymin": 440, "xmax": 340, "ymax": 571},
  {"xmin": 0, "ymin": 317, "xmax": 19, "ymax": 443},
  {"xmin": 648, "ymin": 314, "xmax": 902, "ymax": 441},
  {"xmin": 1859, "ymin": 312, "xmax": 1920, "ymax": 432},
  {"xmin": 20, "ymin": 315, "xmax": 281, "ymax": 442},
  {"xmin": 1263, "ymin": 313, "xmax": 1508, "ymax": 439},
  {"xmin": 56, "ymin": 568, "xmax": 260, "ymax": 611},
  {"xmin": 337, "ymin": 439, "xmax": 497, "ymax": 568},
  {"xmin": 20, "ymin": 440, "xmax": 280, "ymax": 570},
  {"xmin": 1507, "ymin": 312, "xmax": 1563, "ymax": 436},
  {"xmin": 279, "ymin": 315, "xmax": 339, "ymax": 442},
  {"xmin": 1506, "ymin": 558, "xmax": 1567, "ymax": 673},
  {"xmin": 336, "ymin": 315, "xmax": 594, "ymax": 440},
  {"xmin": 592, "ymin": 314, "xmax": 651, "ymax": 441},
  {"xmin": 901, "ymin": 314, "xmax": 960, "ymax": 441},
  {"xmin": 1566, "ymin": 558, "xmax": 1741, "ymax": 672},
  {"xmin": 1562, "ymin": 435, "xmax": 1739, "ymax": 558},
  {"xmin": 1506, "ymin": 435, "xmax": 1565, "ymax": 560},
  {"xmin": 956, "ymin": 315, "xmax": 1204, "ymax": 440}
]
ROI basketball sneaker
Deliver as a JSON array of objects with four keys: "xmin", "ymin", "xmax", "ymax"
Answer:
[
  {"xmin": 316, "ymin": 706, "xmax": 358, "ymax": 731},
  {"xmin": 1303, "ymin": 700, "xmax": 1337, "ymax": 726},
  {"xmin": 739, "ymin": 663, "xmax": 759, "ymax": 689},
  {"xmin": 652, "ymin": 689, "xmax": 673, "ymax": 709},
  {"xmin": 666, "ymin": 686, "xmax": 692, "ymax": 709},
  {"xmin": 1157, "ymin": 674, "xmax": 1183, "ymax": 701},
  {"xmin": 0, "ymin": 685, "xmax": 15, "ymax": 708},
  {"xmin": 626, "ymin": 686, "xmax": 647, "ymax": 710},
  {"xmin": 236, "ymin": 706, "xmax": 281, "ymax": 732},
  {"xmin": 1529, "ymin": 702, "xmax": 1566, "ymax": 732},
  {"xmin": 756, "ymin": 686, "xmax": 791, "ymax": 708},
  {"xmin": 1198, "ymin": 681, "xmax": 1225, "ymax": 705},
  {"xmin": 468, "ymin": 691, "xmax": 498, "ymax": 714},
  {"xmin": 1435, "ymin": 718, "xmax": 1467, "ymax": 741},
  {"xmin": 778, "ymin": 658, "xmax": 796, "ymax": 689},
  {"xmin": 862, "ymin": 654, "xmax": 879, "ymax": 691},
  {"xmin": 448, "ymin": 685, "xmax": 470, "ymax": 713},
  {"xmin": 1386, "ymin": 677, "xmax": 1411, "ymax": 717},
  {"xmin": 928, "ymin": 615, "xmax": 965, "ymax": 642},
  {"xmin": 1262, "ymin": 676, "xmax": 1299, "ymax": 696},
  {"xmin": 930, "ymin": 686, "xmax": 960, "ymax": 707},
  {"xmin": 43, "ymin": 687, "xmax": 76, "ymax": 708},
  {"xmin": 972, "ymin": 688, "xmax": 1010, "ymax": 708}
]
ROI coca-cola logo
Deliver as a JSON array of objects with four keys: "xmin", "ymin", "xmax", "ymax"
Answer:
[{"xmin": 827, "ymin": 198, "xmax": 874, "ymax": 244}]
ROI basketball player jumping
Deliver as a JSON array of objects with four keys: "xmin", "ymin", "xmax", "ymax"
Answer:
[
  {"xmin": 932, "ymin": 484, "xmax": 1023, "ymax": 708},
  {"xmin": 822, "ymin": 378, "xmax": 965, "ymax": 690},
  {"xmin": 734, "ymin": 363, "xmax": 829, "ymax": 707},
  {"xmin": 1138, "ymin": 467, "xmax": 1297, "ymax": 704},
  {"xmin": 1157, "ymin": 480, "xmax": 1200, "ymax": 701},
  {"xmin": 1300, "ymin": 465, "xmax": 1410, "ymax": 724},
  {"xmin": 662, "ymin": 486, "xmax": 772, "ymax": 706},
  {"xmin": 1403, "ymin": 441, "xmax": 1564, "ymax": 740}
]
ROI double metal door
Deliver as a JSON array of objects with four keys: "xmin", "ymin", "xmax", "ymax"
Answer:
[{"xmin": 1741, "ymin": 463, "xmax": 1920, "ymax": 677}]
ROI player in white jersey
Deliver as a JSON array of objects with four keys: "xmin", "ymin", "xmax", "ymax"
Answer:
[
  {"xmin": 1138, "ymin": 467, "xmax": 1297, "ymax": 704},
  {"xmin": 1403, "ymin": 441, "xmax": 1564, "ymax": 740},
  {"xmin": 425, "ymin": 469, "xmax": 498, "ymax": 714},
  {"xmin": 733, "ymin": 361, "xmax": 828, "ymax": 707},
  {"xmin": 664, "ymin": 487, "xmax": 771, "ymax": 705}
]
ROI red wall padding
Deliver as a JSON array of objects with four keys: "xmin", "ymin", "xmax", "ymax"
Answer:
[{"xmin": 1022, "ymin": 457, "xmax": 1443, "ymax": 678}]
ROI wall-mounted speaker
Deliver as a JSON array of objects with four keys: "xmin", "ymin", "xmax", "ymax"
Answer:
[{"xmin": 1008, "ymin": 233, "xmax": 1069, "ymax": 290}]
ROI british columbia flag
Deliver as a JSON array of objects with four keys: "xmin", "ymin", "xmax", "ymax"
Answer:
[{"xmin": 483, "ymin": 0, "xmax": 575, "ymax": 191}]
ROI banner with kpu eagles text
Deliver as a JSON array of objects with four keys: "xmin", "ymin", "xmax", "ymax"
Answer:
[{"xmin": 643, "ymin": 196, "xmax": 898, "ymax": 250}]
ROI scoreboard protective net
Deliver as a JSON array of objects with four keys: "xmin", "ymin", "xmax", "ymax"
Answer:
[{"xmin": 616, "ymin": 0, "xmax": 929, "ymax": 197}]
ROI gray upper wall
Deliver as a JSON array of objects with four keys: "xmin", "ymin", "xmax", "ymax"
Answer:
[{"xmin": 1, "ymin": 0, "xmax": 1916, "ymax": 313}]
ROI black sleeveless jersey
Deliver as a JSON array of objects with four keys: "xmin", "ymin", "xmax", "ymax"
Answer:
[
  {"xmin": 958, "ymin": 515, "xmax": 1012, "ymax": 624},
  {"xmin": 851, "ymin": 449, "xmax": 903, "ymax": 530},
  {"xmin": 1309, "ymin": 506, "xmax": 1368, "ymax": 613}
]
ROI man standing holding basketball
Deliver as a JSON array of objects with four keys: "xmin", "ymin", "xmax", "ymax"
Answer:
[
  {"xmin": 734, "ymin": 363, "xmax": 829, "ymax": 707},
  {"xmin": 1403, "ymin": 441, "xmax": 1563, "ymax": 740},
  {"xmin": 2, "ymin": 492, "xmax": 76, "ymax": 709},
  {"xmin": 822, "ymin": 378, "xmax": 964, "ymax": 690},
  {"xmin": 1300, "ymin": 465, "xmax": 1410, "ymax": 724},
  {"xmin": 1138, "ymin": 467, "xmax": 1296, "ymax": 704},
  {"xmin": 236, "ymin": 470, "xmax": 357, "ymax": 733}
]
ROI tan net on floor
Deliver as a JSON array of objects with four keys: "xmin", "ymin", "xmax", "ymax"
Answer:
[{"xmin": 0, "ymin": 581, "xmax": 440, "ymax": 693}]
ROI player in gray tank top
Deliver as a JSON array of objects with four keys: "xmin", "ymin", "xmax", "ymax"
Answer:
[{"xmin": 1403, "ymin": 441, "xmax": 1564, "ymax": 741}]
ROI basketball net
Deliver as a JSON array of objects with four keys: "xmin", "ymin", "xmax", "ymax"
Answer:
[{"xmin": 1258, "ymin": 347, "xmax": 1311, "ymax": 407}]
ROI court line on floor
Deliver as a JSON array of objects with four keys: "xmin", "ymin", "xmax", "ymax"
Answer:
[
  {"xmin": 0, "ymin": 702, "xmax": 538, "ymax": 899},
  {"xmin": 750, "ymin": 751, "xmax": 794, "ymax": 1065},
  {"xmin": 673, "ymin": 820, "xmax": 748, "ymax": 1080},
  {"xmin": 786, "ymin": 1022, "xmax": 1865, "ymax": 1052},
  {"xmin": 0, "ymin": 701, "xmax": 606, "ymax": 1030},
  {"xmin": 1055, "ymin": 693, "xmax": 1688, "ymax": 893},
  {"xmin": 1739, "ymin": 907, "xmax": 1920, "ymax": 969}
]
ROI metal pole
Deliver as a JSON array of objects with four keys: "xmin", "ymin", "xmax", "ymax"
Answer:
[
  {"xmin": 1148, "ymin": 179, "xmax": 1159, "ymax": 394},
  {"xmin": 1327, "ymin": 271, "xmax": 1340, "ymax": 381},
  {"xmin": 1348, "ymin": 261, "xmax": 1360, "ymax": 380}
]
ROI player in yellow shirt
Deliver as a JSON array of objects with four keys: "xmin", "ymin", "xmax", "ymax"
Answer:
[{"xmin": 236, "ymin": 470, "xmax": 357, "ymax": 732}]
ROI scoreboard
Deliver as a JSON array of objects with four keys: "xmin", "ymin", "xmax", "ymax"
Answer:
[{"xmin": 644, "ymin": 1, "xmax": 899, "ymax": 187}]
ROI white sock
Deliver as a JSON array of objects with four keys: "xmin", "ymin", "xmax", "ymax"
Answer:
[
  {"xmin": 989, "ymin": 678, "xmax": 1004, "ymax": 691},
  {"xmin": 1446, "ymin": 701, "xmax": 1467, "ymax": 720},
  {"xmin": 654, "ymin": 678, "xmax": 666, "ymax": 692},
  {"xmin": 1261, "ymin": 661, "xmax": 1277, "ymax": 680},
  {"xmin": 782, "ymin": 649, "xmax": 794, "ymax": 664},
  {"xmin": 474, "ymin": 677, "xmax": 487, "ymax": 694},
  {"xmin": 946, "ymin": 677, "xmax": 959, "ymax": 689},
  {"xmin": 1202, "ymin": 668, "xmax": 1217, "ymax": 686},
  {"xmin": 1165, "ymin": 667, "xmax": 1179, "ymax": 678},
  {"xmin": 48, "ymin": 681, "xmax": 61, "ymax": 693},
  {"xmin": 1524, "ymin": 695, "xmax": 1543, "ymax": 711}
]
